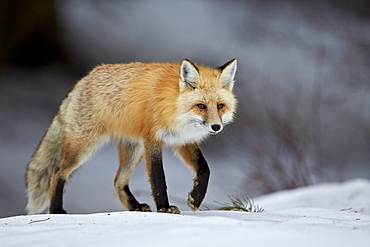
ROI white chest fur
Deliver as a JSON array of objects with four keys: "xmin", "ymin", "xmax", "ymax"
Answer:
[{"xmin": 156, "ymin": 123, "xmax": 210, "ymax": 146}]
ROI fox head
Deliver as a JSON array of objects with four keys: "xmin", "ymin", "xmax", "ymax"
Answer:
[{"xmin": 176, "ymin": 59, "xmax": 237, "ymax": 140}]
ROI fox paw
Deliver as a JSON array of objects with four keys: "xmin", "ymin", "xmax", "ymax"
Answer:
[
  {"xmin": 187, "ymin": 193, "xmax": 201, "ymax": 211},
  {"xmin": 131, "ymin": 203, "xmax": 152, "ymax": 212},
  {"xmin": 187, "ymin": 194, "xmax": 197, "ymax": 211},
  {"xmin": 49, "ymin": 208, "xmax": 67, "ymax": 214},
  {"xmin": 157, "ymin": 206, "xmax": 180, "ymax": 214}
]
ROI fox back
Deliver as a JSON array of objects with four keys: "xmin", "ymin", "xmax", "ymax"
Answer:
[{"xmin": 68, "ymin": 59, "xmax": 237, "ymax": 143}]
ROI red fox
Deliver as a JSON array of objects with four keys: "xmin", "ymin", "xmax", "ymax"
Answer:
[{"xmin": 26, "ymin": 59, "xmax": 237, "ymax": 214}]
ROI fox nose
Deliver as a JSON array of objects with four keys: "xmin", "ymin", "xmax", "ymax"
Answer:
[{"xmin": 211, "ymin": 124, "xmax": 221, "ymax": 132}]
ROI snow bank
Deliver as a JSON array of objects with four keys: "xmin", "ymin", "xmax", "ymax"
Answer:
[
  {"xmin": 1, "ymin": 179, "xmax": 369, "ymax": 247},
  {"xmin": 256, "ymin": 178, "xmax": 370, "ymax": 215}
]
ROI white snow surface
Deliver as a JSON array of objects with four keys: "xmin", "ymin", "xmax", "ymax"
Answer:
[{"xmin": 1, "ymin": 179, "xmax": 370, "ymax": 247}]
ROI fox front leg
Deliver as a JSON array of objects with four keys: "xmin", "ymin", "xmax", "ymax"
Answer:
[
  {"xmin": 175, "ymin": 144, "xmax": 210, "ymax": 211},
  {"xmin": 144, "ymin": 141, "xmax": 180, "ymax": 214}
]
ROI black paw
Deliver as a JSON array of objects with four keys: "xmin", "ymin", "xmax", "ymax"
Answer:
[
  {"xmin": 187, "ymin": 191, "xmax": 202, "ymax": 211},
  {"xmin": 131, "ymin": 203, "xmax": 152, "ymax": 212},
  {"xmin": 50, "ymin": 207, "xmax": 67, "ymax": 214},
  {"xmin": 157, "ymin": 206, "xmax": 180, "ymax": 214}
]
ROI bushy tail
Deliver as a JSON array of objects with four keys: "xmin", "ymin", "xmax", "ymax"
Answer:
[{"xmin": 26, "ymin": 116, "xmax": 64, "ymax": 214}]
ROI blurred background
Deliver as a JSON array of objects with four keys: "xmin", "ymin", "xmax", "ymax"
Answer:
[{"xmin": 0, "ymin": 0, "xmax": 369, "ymax": 218}]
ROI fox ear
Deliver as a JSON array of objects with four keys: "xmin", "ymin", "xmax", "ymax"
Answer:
[
  {"xmin": 219, "ymin": 59, "xmax": 237, "ymax": 91},
  {"xmin": 180, "ymin": 59, "xmax": 200, "ymax": 91}
]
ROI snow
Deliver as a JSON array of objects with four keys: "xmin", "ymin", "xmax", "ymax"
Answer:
[
  {"xmin": 256, "ymin": 178, "xmax": 370, "ymax": 215},
  {"xmin": 1, "ymin": 179, "xmax": 369, "ymax": 247}
]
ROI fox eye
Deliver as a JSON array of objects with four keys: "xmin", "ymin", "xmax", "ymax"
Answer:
[
  {"xmin": 197, "ymin": 104, "xmax": 206, "ymax": 109},
  {"xmin": 217, "ymin": 103, "xmax": 225, "ymax": 109}
]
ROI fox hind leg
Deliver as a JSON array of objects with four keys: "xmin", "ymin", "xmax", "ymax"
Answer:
[
  {"xmin": 49, "ymin": 135, "xmax": 103, "ymax": 214},
  {"xmin": 114, "ymin": 139, "xmax": 151, "ymax": 212}
]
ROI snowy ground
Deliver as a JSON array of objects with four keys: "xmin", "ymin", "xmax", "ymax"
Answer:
[{"xmin": 1, "ymin": 179, "xmax": 369, "ymax": 247}]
